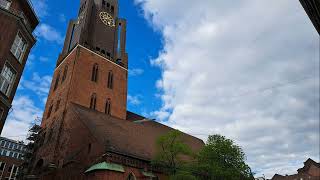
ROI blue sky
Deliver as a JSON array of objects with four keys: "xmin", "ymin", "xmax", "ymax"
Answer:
[{"xmin": 2, "ymin": 0, "xmax": 319, "ymax": 178}]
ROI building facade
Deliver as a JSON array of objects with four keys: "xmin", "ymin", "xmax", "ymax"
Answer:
[
  {"xmin": 0, "ymin": 0, "xmax": 39, "ymax": 134},
  {"xmin": 0, "ymin": 137, "xmax": 27, "ymax": 180},
  {"xmin": 299, "ymin": 0, "xmax": 320, "ymax": 35},
  {"xmin": 33, "ymin": 0, "xmax": 204, "ymax": 179},
  {"xmin": 271, "ymin": 158, "xmax": 320, "ymax": 180}
]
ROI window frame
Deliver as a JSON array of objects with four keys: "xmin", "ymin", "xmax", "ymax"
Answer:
[
  {"xmin": 91, "ymin": 64, "xmax": 99, "ymax": 82},
  {"xmin": 105, "ymin": 98, "xmax": 111, "ymax": 115},
  {"xmin": 10, "ymin": 31, "xmax": 28, "ymax": 63},
  {"xmin": 61, "ymin": 65, "xmax": 68, "ymax": 83},
  {"xmin": 53, "ymin": 71, "xmax": 61, "ymax": 91},
  {"xmin": 0, "ymin": 62, "xmax": 17, "ymax": 97},
  {"xmin": 107, "ymin": 71, "xmax": 113, "ymax": 89},
  {"xmin": 90, "ymin": 93, "xmax": 97, "ymax": 110}
]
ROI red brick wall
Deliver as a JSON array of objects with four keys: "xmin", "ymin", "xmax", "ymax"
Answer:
[
  {"xmin": 308, "ymin": 164, "xmax": 320, "ymax": 177},
  {"xmin": 41, "ymin": 45, "xmax": 128, "ymax": 128},
  {"xmin": 67, "ymin": 46, "xmax": 128, "ymax": 120}
]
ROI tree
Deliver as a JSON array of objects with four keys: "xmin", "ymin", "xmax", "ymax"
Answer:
[
  {"xmin": 152, "ymin": 130, "xmax": 194, "ymax": 176},
  {"xmin": 17, "ymin": 124, "xmax": 43, "ymax": 179},
  {"xmin": 196, "ymin": 135, "xmax": 254, "ymax": 180}
]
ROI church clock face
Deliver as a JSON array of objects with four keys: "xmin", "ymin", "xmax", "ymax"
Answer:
[{"xmin": 99, "ymin": 12, "xmax": 115, "ymax": 27}]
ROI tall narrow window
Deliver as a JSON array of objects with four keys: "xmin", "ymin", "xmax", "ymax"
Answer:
[
  {"xmin": 111, "ymin": 6, "xmax": 114, "ymax": 15},
  {"xmin": 91, "ymin": 64, "xmax": 99, "ymax": 82},
  {"xmin": 47, "ymin": 105, "xmax": 53, "ymax": 118},
  {"xmin": 105, "ymin": 99, "xmax": 111, "ymax": 115},
  {"xmin": 55, "ymin": 99, "xmax": 61, "ymax": 112},
  {"xmin": 107, "ymin": 71, "xmax": 113, "ymax": 89},
  {"xmin": 10, "ymin": 33, "xmax": 27, "ymax": 63},
  {"xmin": 117, "ymin": 23, "xmax": 122, "ymax": 55},
  {"xmin": 0, "ymin": 0, "xmax": 11, "ymax": 10},
  {"xmin": 0, "ymin": 63, "xmax": 16, "ymax": 96},
  {"xmin": 61, "ymin": 65, "xmax": 68, "ymax": 83},
  {"xmin": 53, "ymin": 72, "xmax": 61, "ymax": 91},
  {"xmin": 90, "ymin": 93, "xmax": 97, "ymax": 110},
  {"xmin": 0, "ymin": 162, "xmax": 5, "ymax": 172}
]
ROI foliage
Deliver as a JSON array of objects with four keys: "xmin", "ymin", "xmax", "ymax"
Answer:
[
  {"xmin": 152, "ymin": 130, "xmax": 193, "ymax": 175},
  {"xmin": 17, "ymin": 124, "xmax": 43, "ymax": 179},
  {"xmin": 196, "ymin": 134, "xmax": 254, "ymax": 180},
  {"xmin": 169, "ymin": 171, "xmax": 198, "ymax": 180}
]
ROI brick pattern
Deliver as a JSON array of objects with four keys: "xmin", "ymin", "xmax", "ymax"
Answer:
[{"xmin": 0, "ymin": 0, "xmax": 38, "ymax": 133}]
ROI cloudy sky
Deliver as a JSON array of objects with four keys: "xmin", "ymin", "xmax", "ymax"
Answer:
[{"xmin": 1, "ymin": 0, "xmax": 319, "ymax": 178}]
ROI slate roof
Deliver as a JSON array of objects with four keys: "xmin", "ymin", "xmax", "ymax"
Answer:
[{"xmin": 70, "ymin": 103, "xmax": 205, "ymax": 161}]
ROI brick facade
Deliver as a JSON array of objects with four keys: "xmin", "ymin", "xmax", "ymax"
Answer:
[
  {"xmin": 271, "ymin": 159, "xmax": 320, "ymax": 180},
  {"xmin": 0, "ymin": 0, "xmax": 39, "ymax": 134}
]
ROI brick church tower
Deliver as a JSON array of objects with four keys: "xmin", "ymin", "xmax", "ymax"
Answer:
[
  {"xmin": 33, "ymin": 0, "xmax": 204, "ymax": 179},
  {"xmin": 42, "ymin": 0, "xmax": 128, "ymax": 128}
]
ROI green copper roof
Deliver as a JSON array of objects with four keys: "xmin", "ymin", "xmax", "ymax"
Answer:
[
  {"xmin": 141, "ymin": 171, "xmax": 157, "ymax": 178},
  {"xmin": 85, "ymin": 162, "xmax": 125, "ymax": 173}
]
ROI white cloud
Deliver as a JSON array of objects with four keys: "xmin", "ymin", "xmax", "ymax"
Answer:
[
  {"xmin": 20, "ymin": 73, "xmax": 52, "ymax": 100},
  {"xmin": 39, "ymin": 56, "xmax": 50, "ymax": 62},
  {"xmin": 35, "ymin": 24, "xmax": 64, "ymax": 44},
  {"xmin": 59, "ymin": 14, "xmax": 67, "ymax": 23},
  {"xmin": 136, "ymin": 0, "xmax": 319, "ymax": 178},
  {"xmin": 127, "ymin": 95, "xmax": 142, "ymax": 105},
  {"xmin": 129, "ymin": 68, "xmax": 144, "ymax": 76},
  {"xmin": 1, "ymin": 96, "xmax": 43, "ymax": 141},
  {"xmin": 30, "ymin": 0, "xmax": 48, "ymax": 18}
]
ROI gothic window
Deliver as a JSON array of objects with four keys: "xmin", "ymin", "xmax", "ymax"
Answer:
[
  {"xmin": 102, "ymin": 0, "xmax": 106, "ymax": 6},
  {"xmin": 107, "ymin": 71, "xmax": 113, "ymax": 89},
  {"xmin": 47, "ymin": 104, "xmax": 53, "ymax": 118},
  {"xmin": 90, "ymin": 93, "xmax": 97, "ymax": 110},
  {"xmin": 88, "ymin": 144, "xmax": 91, "ymax": 154},
  {"xmin": 0, "ymin": 63, "xmax": 16, "ymax": 96},
  {"xmin": 107, "ymin": 3, "xmax": 110, "ymax": 8},
  {"xmin": 105, "ymin": 98, "xmax": 111, "ymax": 115},
  {"xmin": 127, "ymin": 173, "xmax": 136, "ymax": 180},
  {"xmin": 61, "ymin": 65, "xmax": 68, "ymax": 83},
  {"xmin": 91, "ymin": 64, "xmax": 99, "ymax": 82},
  {"xmin": 111, "ymin": 6, "xmax": 114, "ymax": 14},
  {"xmin": 55, "ymin": 99, "xmax": 61, "ymax": 112},
  {"xmin": 10, "ymin": 32, "xmax": 28, "ymax": 63},
  {"xmin": 53, "ymin": 71, "xmax": 61, "ymax": 91}
]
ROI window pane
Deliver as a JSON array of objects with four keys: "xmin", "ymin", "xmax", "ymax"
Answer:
[
  {"xmin": 0, "ymin": 64, "xmax": 16, "ymax": 96},
  {"xmin": 11, "ymin": 33, "xmax": 27, "ymax": 62},
  {"xmin": 0, "ymin": 0, "xmax": 11, "ymax": 10}
]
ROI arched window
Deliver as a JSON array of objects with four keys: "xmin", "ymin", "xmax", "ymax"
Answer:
[
  {"xmin": 105, "ymin": 98, "xmax": 111, "ymax": 115},
  {"xmin": 55, "ymin": 99, "xmax": 61, "ymax": 112},
  {"xmin": 88, "ymin": 143, "xmax": 91, "ymax": 154},
  {"xmin": 90, "ymin": 93, "xmax": 97, "ymax": 110},
  {"xmin": 53, "ymin": 71, "xmax": 61, "ymax": 91},
  {"xmin": 111, "ymin": 6, "xmax": 114, "ymax": 14},
  {"xmin": 107, "ymin": 71, "xmax": 113, "ymax": 89},
  {"xmin": 61, "ymin": 65, "xmax": 68, "ymax": 83},
  {"xmin": 91, "ymin": 64, "xmax": 99, "ymax": 82},
  {"xmin": 47, "ymin": 104, "xmax": 53, "ymax": 118},
  {"xmin": 127, "ymin": 173, "xmax": 136, "ymax": 180}
]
